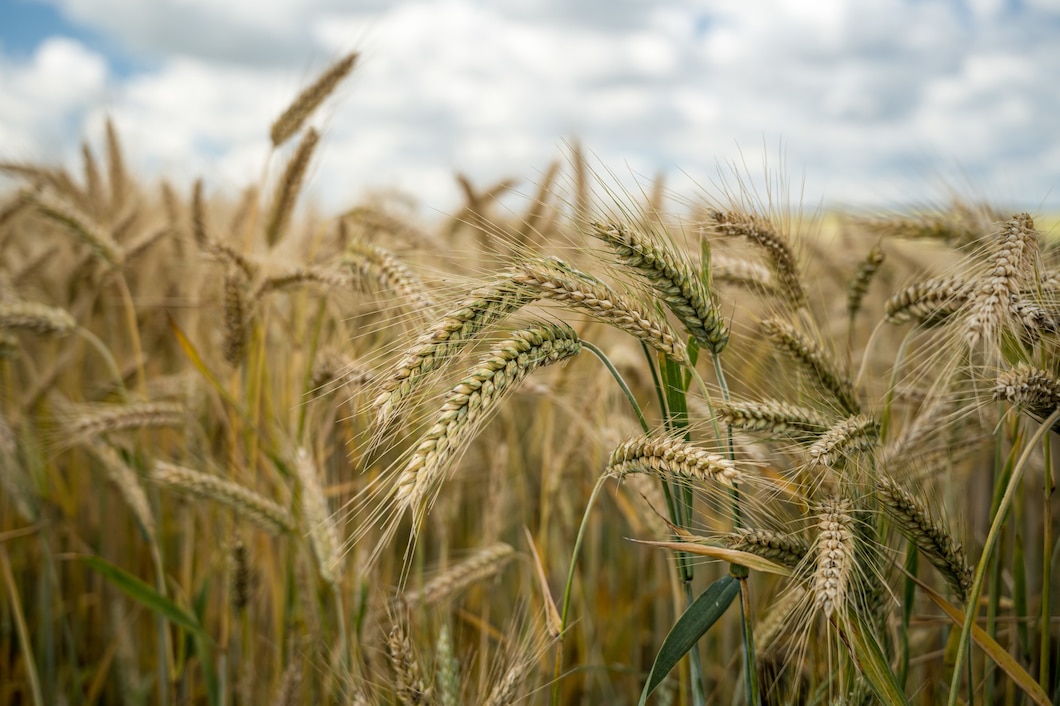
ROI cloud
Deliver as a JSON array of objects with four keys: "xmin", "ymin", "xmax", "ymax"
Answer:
[{"xmin": 2, "ymin": 0, "xmax": 1059, "ymax": 217}]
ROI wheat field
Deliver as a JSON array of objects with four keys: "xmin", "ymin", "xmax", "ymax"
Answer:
[{"xmin": 0, "ymin": 52, "xmax": 1058, "ymax": 706}]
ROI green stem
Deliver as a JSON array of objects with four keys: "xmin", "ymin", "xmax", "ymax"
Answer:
[
  {"xmin": 583, "ymin": 340, "xmax": 650, "ymax": 434},
  {"xmin": 554, "ymin": 474, "xmax": 610, "ymax": 706},
  {"xmin": 946, "ymin": 408, "xmax": 1060, "ymax": 706},
  {"xmin": 1041, "ymin": 431, "xmax": 1054, "ymax": 692}
]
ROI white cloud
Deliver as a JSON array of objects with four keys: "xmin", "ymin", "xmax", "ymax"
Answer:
[{"xmin": 3, "ymin": 0, "xmax": 1059, "ymax": 217}]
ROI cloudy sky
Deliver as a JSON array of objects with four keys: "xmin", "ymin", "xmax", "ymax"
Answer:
[{"xmin": 1, "ymin": 0, "xmax": 1059, "ymax": 219}]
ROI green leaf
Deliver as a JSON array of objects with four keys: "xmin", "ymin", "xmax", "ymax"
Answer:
[
  {"xmin": 81, "ymin": 555, "xmax": 207, "ymax": 641},
  {"xmin": 638, "ymin": 575, "xmax": 739, "ymax": 706},
  {"xmin": 842, "ymin": 615, "xmax": 910, "ymax": 706}
]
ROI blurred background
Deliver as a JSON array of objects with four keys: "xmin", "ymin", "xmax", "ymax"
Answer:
[{"xmin": 1, "ymin": 0, "xmax": 1059, "ymax": 216}]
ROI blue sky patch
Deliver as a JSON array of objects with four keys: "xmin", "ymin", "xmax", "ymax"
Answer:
[{"xmin": 0, "ymin": 0, "xmax": 149, "ymax": 76}]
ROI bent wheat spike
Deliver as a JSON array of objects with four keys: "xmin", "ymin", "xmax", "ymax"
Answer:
[
  {"xmin": 762, "ymin": 317, "xmax": 859, "ymax": 415},
  {"xmin": 511, "ymin": 257, "xmax": 687, "ymax": 363},
  {"xmin": 34, "ymin": 193, "xmax": 124, "ymax": 267},
  {"xmin": 151, "ymin": 461, "xmax": 293, "ymax": 534},
  {"xmin": 608, "ymin": 436, "xmax": 742, "ymax": 487},
  {"xmin": 0, "ymin": 301, "xmax": 76, "ymax": 337},
  {"xmin": 806, "ymin": 414, "xmax": 879, "ymax": 468},
  {"xmin": 847, "ymin": 242, "xmax": 885, "ymax": 318},
  {"xmin": 342, "ymin": 239, "xmax": 437, "ymax": 316},
  {"xmin": 293, "ymin": 448, "xmax": 342, "ymax": 586},
  {"xmin": 885, "ymin": 276, "xmax": 971, "ymax": 326},
  {"xmin": 709, "ymin": 209, "xmax": 806, "ymax": 309},
  {"xmin": 395, "ymin": 322, "xmax": 581, "ymax": 526},
  {"xmin": 372, "ymin": 275, "xmax": 535, "ymax": 425},
  {"xmin": 876, "ymin": 474, "xmax": 972, "ymax": 601},
  {"xmin": 591, "ymin": 221, "xmax": 728, "ymax": 354},
  {"xmin": 402, "ymin": 542, "xmax": 515, "ymax": 607},
  {"xmin": 270, "ymin": 52, "xmax": 358, "ymax": 147},
  {"xmin": 718, "ymin": 398, "xmax": 829, "ymax": 437}
]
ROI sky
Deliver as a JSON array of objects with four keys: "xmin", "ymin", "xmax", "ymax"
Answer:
[{"xmin": 1, "ymin": 0, "xmax": 1059, "ymax": 220}]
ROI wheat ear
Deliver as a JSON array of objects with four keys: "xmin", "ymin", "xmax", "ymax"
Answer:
[
  {"xmin": 885, "ymin": 276, "xmax": 971, "ymax": 326},
  {"xmin": 402, "ymin": 543, "xmax": 515, "ymax": 607},
  {"xmin": 67, "ymin": 401, "xmax": 185, "ymax": 440},
  {"xmin": 846, "ymin": 242, "xmax": 885, "ymax": 318},
  {"xmin": 806, "ymin": 413, "xmax": 879, "ymax": 468},
  {"xmin": 510, "ymin": 257, "xmax": 688, "ymax": 362},
  {"xmin": 875, "ymin": 473, "xmax": 972, "ymax": 601},
  {"xmin": 762, "ymin": 317, "xmax": 859, "ymax": 415},
  {"xmin": 372, "ymin": 275, "xmax": 534, "ymax": 425},
  {"xmin": 608, "ymin": 436, "xmax": 742, "ymax": 487},
  {"xmin": 813, "ymin": 496, "xmax": 854, "ymax": 619},
  {"xmin": 718, "ymin": 398, "xmax": 830, "ymax": 437},
  {"xmin": 342, "ymin": 239, "xmax": 437, "ymax": 315},
  {"xmin": 34, "ymin": 193, "xmax": 124, "ymax": 266},
  {"xmin": 0, "ymin": 300, "xmax": 76, "ymax": 337},
  {"xmin": 724, "ymin": 528, "xmax": 809, "ymax": 569},
  {"xmin": 387, "ymin": 621, "xmax": 432, "ymax": 705},
  {"xmin": 151, "ymin": 461, "xmax": 293, "ymax": 534},
  {"xmin": 264, "ymin": 128, "xmax": 319, "ymax": 248},
  {"xmin": 591, "ymin": 221, "xmax": 728, "ymax": 353},
  {"xmin": 270, "ymin": 52, "xmax": 358, "ymax": 147},
  {"xmin": 395, "ymin": 322, "xmax": 581, "ymax": 526},
  {"xmin": 994, "ymin": 364, "xmax": 1060, "ymax": 429},
  {"xmin": 293, "ymin": 448, "xmax": 342, "ymax": 586},
  {"xmin": 965, "ymin": 213, "xmax": 1039, "ymax": 348},
  {"xmin": 709, "ymin": 209, "xmax": 807, "ymax": 309}
]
